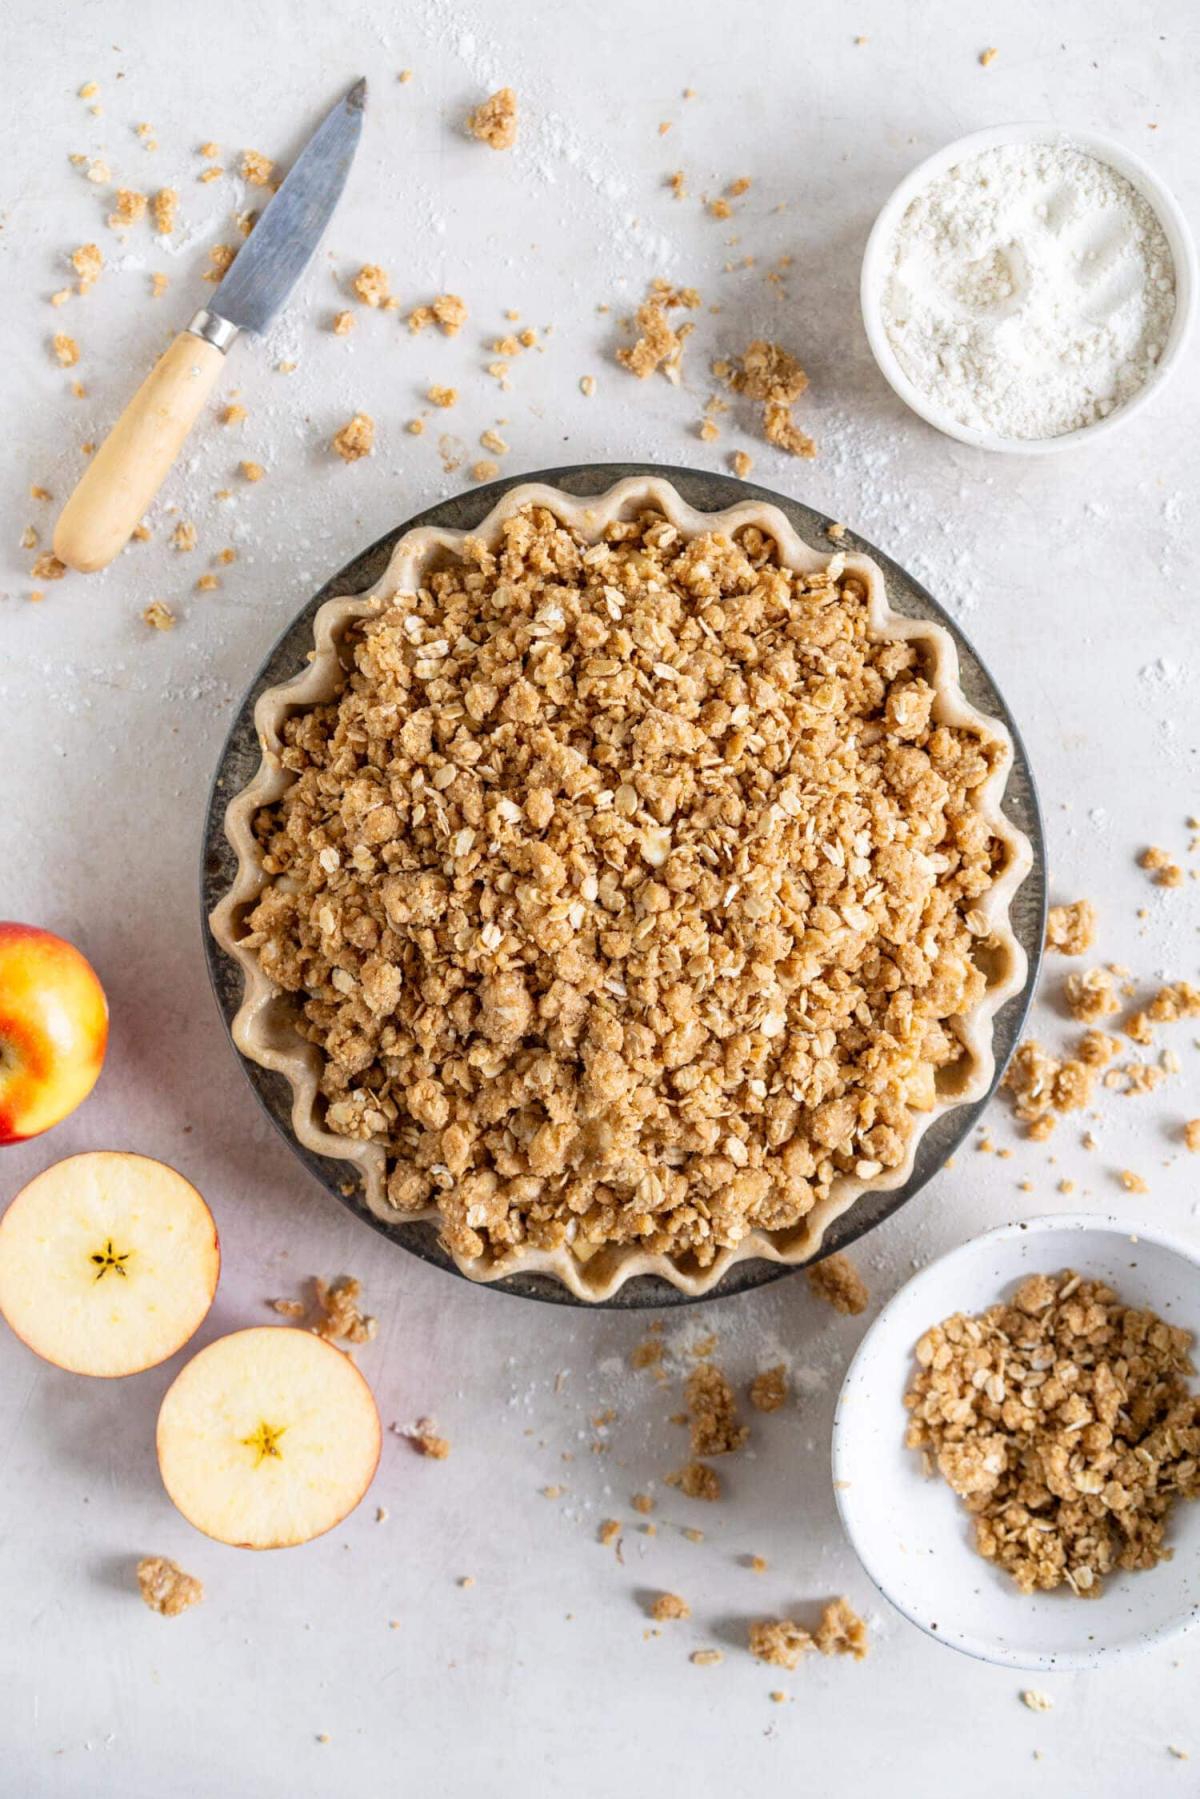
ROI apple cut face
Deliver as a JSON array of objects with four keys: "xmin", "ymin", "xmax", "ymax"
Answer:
[
  {"xmin": 0, "ymin": 1151, "xmax": 219, "ymax": 1377},
  {"xmin": 156, "ymin": 1327, "xmax": 382, "ymax": 1549}
]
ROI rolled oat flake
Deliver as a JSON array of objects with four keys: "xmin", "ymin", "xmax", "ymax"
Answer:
[{"xmin": 882, "ymin": 141, "xmax": 1176, "ymax": 439}]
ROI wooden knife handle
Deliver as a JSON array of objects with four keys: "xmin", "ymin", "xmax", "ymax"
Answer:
[{"xmin": 54, "ymin": 331, "xmax": 225, "ymax": 573}]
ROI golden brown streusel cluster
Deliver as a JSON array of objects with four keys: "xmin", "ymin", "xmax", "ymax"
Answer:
[
  {"xmin": 749, "ymin": 1598, "xmax": 868, "ymax": 1666},
  {"xmin": 905, "ymin": 1270, "xmax": 1200, "ymax": 1596},
  {"xmin": 715, "ymin": 340, "xmax": 815, "ymax": 457},
  {"xmin": 1004, "ymin": 979, "xmax": 1200, "ymax": 1137},
  {"xmin": 617, "ymin": 281, "xmax": 701, "ymax": 383},
  {"xmin": 1045, "ymin": 897, "xmax": 1097, "ymax": 956},
  {"xmin": 137, "ymin": 1555, "xmax": 204, "ymax": 1616},
  {"xmin": 685, "ymin": 1362, "xmax": 748, "ymax": 1456},
  {"xmin": 331, "ymin": 412, "xmax": 375, "ymax": 462},
  {"xmin": 245, "ymin": 503, "xmax": 1007, "ymax": 1271},
  {"xmin": 466, "ymin": 87, "xmax": 518, "ymax": 151},
  {"xmin": 807, "ymin": 1251, "xmax": 869, "ymax": 1315}
]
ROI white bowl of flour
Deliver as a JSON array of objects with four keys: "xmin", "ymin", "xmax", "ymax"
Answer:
[{"xmin": 861, "ymin": 125, "xmax": 1195, "ymax": 453}]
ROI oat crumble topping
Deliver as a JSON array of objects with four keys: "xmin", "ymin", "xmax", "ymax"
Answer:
[
  {"xmin": 651, "ymin": 1591, "xmax": 691, "ymax": 1620},
  {"xmin": 905, "ymin": 1270, "xmax": 1200, "ymax": 1596},
  {"xmin": 312, "ymin": 1274, "xmax": 377, "ymax": 1344},
  {"xmin": 749, "ymin": 1364, "xmax": 788, "ymax": 1412},
  {"xmin": 71, "ymin": 242, "xmax": 103, "ymax": 290},
  {"xmin": 352, "ymin": 264, "xmax": 391, "ymax": 308},
  {"xmin": 408, "ymin": 294, "xmax": 469, "ymax": 336},
  {"xmin": 716, "ymin": 341, "xmax": 815, "ymax": 457},
  {"xmin": 108, "ymin": 188, "xmax": 147, "ymax": 230},
  {"xmin": 617, "ymin": 281, "xmax": 701, "ymax": 383},
  {"xmin": 331, "ymin": 412, "xmax": 375, "ymax": 462},
  {"xmin": 409, "ymin": 1428, "xmax": 451, "ymax": 1459},
  {"xmin": 1184, "ymin": 1120, "xmax": 1200, "ymax": 1153},
  {"xmin": 466, "ymin": 87, "xmax": 518, "ymax": 151},
  {"xmin": 172, "ymin": 521, "xmax": 197, "ymax": 552},
  {"xmin": 428, "ymin": 385, "xmax": 458, "ymax": 409},
  {"xmin": 151, "ymin": 188, "xmax": 177, "ymax": 235},
  {"xmin": 749, "ymin": 1618, "xmax": 810, "ymax": 1667},
  {"xmin": 686, "ymin": 1363, "xmax": 748, "ymax": 1455},
  {"xmin": 749, "ymin": 1600, "xmax": 868, "ymax": 1666},
  {"xmin": 668, "ymin": 1461, "xmax": 721, "ymax": 1502},
  {"xmin": 243, "ymin": 502, "xmax": 1007, "ymax": 1274},
  {"xmin": 240, "ymin": 149, "xmax": 275, "ymax": 186},
  {"xmin": 137, "ymin": 1555, "xmax": 203, "ymax": 1616},
  {"xmin": 332, "ymin": 309, "xmax": 355, "ymax": 336},
  {"xmin": 1045, "ymin": 899, "xmax": 1097, "ymax": 957},
  {"xmin": 52, "ymin": 333, "xmax": 80, "ymax": 367},
  {"xmin": 142, "ymin": 600, "xmax": 175, "ymax": 630},
  {"xmin": 808, "ymin": 1253, "xmax": 868, "ymax": 1316},
  {"xmin": 690, "ymin": 1649, "xmax": 723, "ymax": 1666}
]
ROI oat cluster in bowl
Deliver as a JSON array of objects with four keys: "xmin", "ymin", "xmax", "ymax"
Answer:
[
  {"xmin": 905, "ymin": 1269, "xmax": 1200, "ymax": 1596},
  {"xmin": 228, "ymin": 482, "xmax": 1025, "ymax": 1293}
]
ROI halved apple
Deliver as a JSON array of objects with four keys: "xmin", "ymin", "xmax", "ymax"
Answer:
[
  {"xmin": 156, "ymin": 1327, "xmax": 381, "ymax": 1548},
  {"xmin": 0, "ymin": 1151, "xmax": 219, "ymax": 1377}
]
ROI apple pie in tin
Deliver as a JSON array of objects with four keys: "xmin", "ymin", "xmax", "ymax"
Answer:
[{"xmin": 209, "ymin": 475, "xmax": 1031, "ymax": 1301}]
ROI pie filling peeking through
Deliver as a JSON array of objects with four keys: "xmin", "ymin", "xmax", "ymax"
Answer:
[{"xmin": 226, "ymin": 484, "xmax": 1025, "ymax": 1292}]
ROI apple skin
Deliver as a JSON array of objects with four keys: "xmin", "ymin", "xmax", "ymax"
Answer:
[{"xmin": 0, "ymin": 924, "xmax": 108, "ymax": 1144}]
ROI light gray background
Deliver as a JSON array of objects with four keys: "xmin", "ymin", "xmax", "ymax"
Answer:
[{"xmin": 2, "ymin": 2, "xmax": 1198, "ymax": 1794}]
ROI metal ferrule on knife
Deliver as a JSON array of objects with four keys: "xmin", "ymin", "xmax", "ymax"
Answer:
[{"xmin": 186, "ymin": 310, "xmax": 240, "ymax": 354}]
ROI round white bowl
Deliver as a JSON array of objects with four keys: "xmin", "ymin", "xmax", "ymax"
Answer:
[
  {"xmin": 831, "ymin": 1213, "xmax": 1200, "ymax": 1669},
  {"xmin": 860, "ymin": 124, "xmax": 1197, "ymax": 454}
]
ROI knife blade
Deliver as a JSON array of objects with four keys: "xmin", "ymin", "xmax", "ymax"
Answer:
[
  {"xmin": 54, "ymin": 78, "xmax": 367, "ymax": 574},
  {"xmin": 205, "ymin": 77, "xmax": 366, "ymax": 337}
]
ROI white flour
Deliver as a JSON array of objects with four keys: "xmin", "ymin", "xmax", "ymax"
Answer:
[{"xmin": 881, "ymin": 142, "xmax": 1176, "ymax": 440}]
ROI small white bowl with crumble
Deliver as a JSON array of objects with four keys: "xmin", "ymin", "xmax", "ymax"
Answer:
[{"xmin": 832, "ymin": 1214, "xmax": 1200, "ymax": 1669}]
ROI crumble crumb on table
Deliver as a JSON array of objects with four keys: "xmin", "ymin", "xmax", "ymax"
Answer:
[
  {"xmin": 137, "ymin": 1556, "xmax": 203, "ymax": 1617},
  {"xmin": 668, "ymin": 1461, "xmax": 721, "ymax": 1502},
  {"xmin": 749, "ymin": 1365, "xmax": 788, "ymax": 1412},
  {"xmin": 808, "ymin": 1254, "xmax": 869, "ymax": 1316},
  {"xmin": 331, "ymin": 412, "xmax": 375, "ymax": 461},
  {"xmin": 352, "ymin": 264, "xmax": 390, "ymax": 308},
  {"xmin": 616, "ymin": 280, "xmax": 701, "ymax": 382},
  {"xmin": 650, "ymin": 1592, "xmax": 691, "ymax": 1621},
  {"xmin": 466, "ymin": 87, "xmax": 518, "ymax": 150},
  {"xmin": 686, "ymin": 1363, "xmax": 747, "ymax": 1455},
  {"xmin": 312, "ymin": 1275, "xmax": 376, "ymax": 1345},
  {"xmin": 1045, "ymin": 898, "xmax": 1097, "ymax": 956}
]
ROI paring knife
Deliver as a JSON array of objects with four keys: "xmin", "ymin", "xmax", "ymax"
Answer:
[{"xmin": 54, "ymin": 78, "xmax": 366, "ymax": 574}]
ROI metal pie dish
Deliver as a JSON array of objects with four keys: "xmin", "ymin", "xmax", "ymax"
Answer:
[{"xmin": 203, "ymin": 465, "xmax": 1045, "ymax": 1308}]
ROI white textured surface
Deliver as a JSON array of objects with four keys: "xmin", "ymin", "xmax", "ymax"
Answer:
[{"xmin": 2, "ymin": 2, "xmax": 1198, "ymax": 1794}]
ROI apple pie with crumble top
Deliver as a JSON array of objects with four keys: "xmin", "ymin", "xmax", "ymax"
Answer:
[{"xmin": 211, "ymin": 477, "xmax": 1030, "ymax": 1299}]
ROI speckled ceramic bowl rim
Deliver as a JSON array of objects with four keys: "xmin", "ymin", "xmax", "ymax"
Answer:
[
  {"xmin": 861, "ymin": 123, "xmax": 1198, "ymax": 455},
  {"xmin": 831, "ymin": 1211, "xmax": 1200, "ymax": 1670}
]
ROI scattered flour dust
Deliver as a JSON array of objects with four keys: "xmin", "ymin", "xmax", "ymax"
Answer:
[{"xmin": 881, "ymin": 141, "xmax": 1176, "ymax": 440}]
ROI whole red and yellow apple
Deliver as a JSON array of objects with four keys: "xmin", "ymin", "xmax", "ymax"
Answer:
[{"xmin": 0, "ymin": 923, "xmax": 108, "ymax": 1143}]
